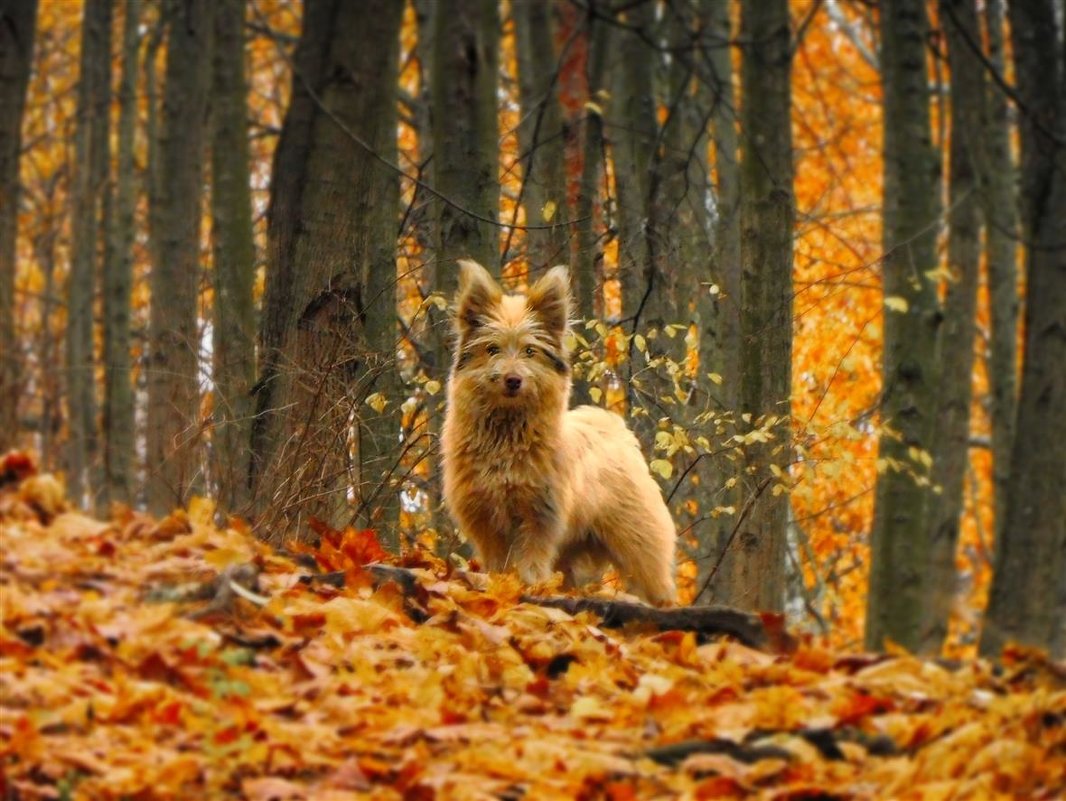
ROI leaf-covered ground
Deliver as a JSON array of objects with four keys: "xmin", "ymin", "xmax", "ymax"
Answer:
[{"xmin": 1, "ymin": 457, "xmax": 1063, "ymax": 800}]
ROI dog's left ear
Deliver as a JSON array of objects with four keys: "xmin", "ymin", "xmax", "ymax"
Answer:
[
  {"xmin": 455, "ymin": 259, "xmax": 502, "ymax": 335},
  {"xmin": 527, "ymin": 265, "xmax": 571, "ymax": 338}
]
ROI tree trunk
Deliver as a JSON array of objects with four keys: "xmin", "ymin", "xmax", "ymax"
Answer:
[
  {"xmin": 981, "ymin": 0, "xmax": 1066, "ymax": 659},
  {"xmin": 427, "ymin": 0, "xmax": 499, "ymax": 547},
  {"xmin": 67, "ymin": 0, "xmax": 112, "ymax": 506},
  {"xmin": 432, "ymin": 0, "xmax": 500, "ymax": 273},
  {"xmin": 923, "ymin": 0, "xmax": 983, "ymax": 654},
  {"xmin": 865, "ymin": 0, "xmax": 942, "ymax": 651},
  {"xmin": 729, "ymin": 0, "xmax": 794, "ymax": 613},
  {"xmin": 605, "ymin": 1, "xmax": 669, "ymax": 453},
  {"xmin": 570, "ymin": 6, "xmax": 607, "ymax": 408},
  {"xmin": 608, "ymin": 0, "xmax": 658, "ymax": 332},
  {"xmin": 209, "ymin": 0, "xmax": 256, "ymax": 515},
  {"xmin": 979, "ymin": 0, "xmax": 1018, "ymax": 549},
  {"xmin": 690, "ymin": 0, "xmax": 744, "ymax": 603},
  {"xmin": 513, "ymin": 0, "xmax": 567, "ymax": 271},
  {"xmin": 101, "ymin": 0, "xmax": 139, "ymax": 507},
  {"xmin": 250, "ymin": 0, "xmax": 403, "ymax": 538},
  {"xmin": 146, "ymin": 0, "xmax": 211, "ymax": 515},
  {"xmin": 0, "ymin": 0, "xmax": 38, "ymax": 453}
]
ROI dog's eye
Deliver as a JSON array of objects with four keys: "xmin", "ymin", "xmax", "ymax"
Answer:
[
  {"xmin": 524, "ymin": 346, "xmax": 536, "ymax": 357},
  {"xmin": 486, "ymin": 344, "xmax": 500, "ymax": 356}
]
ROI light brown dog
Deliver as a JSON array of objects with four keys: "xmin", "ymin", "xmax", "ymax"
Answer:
[{"xmin": 441, "ymin": 259, "xmax": 676, "ymax": 605}]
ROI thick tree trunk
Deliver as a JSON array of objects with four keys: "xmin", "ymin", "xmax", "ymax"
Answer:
[
  {"xmin": 67, "ymin": 0, "xmax": 112, "ymax": 506},
  {"xmin": 693, "ymin": 0, "xmax": 743, "ymax": 603},
  {"xmin": 209, "ymin": 0, "xmax": 256, "ymax": 515},
  {"xmin": 981, "ymin": 0, "xmax": 1066, "ymax": 659},
  {"xmin": 101, "ymin": 0, "xmax": 139, "ymax": 507},
  {"xmin": 513, "ymin": 0, "xmax": 567, "ymax": 271},
  {"xmin": 865, "ymin": 0, "xmax": 942, "ymax": 651},
  {"xmin": 923, "ymin": 0, "xmax": 983, "ymax": 653},
  {"xmin": 427, "ymin": 0, "xmax": 499, "ymax": 546},
  {"xmin": 730, "ymin": 0, "xmax": 794, "ymax": 613},
  {"xmin": 251, "ymin": 0, "xmax": 403, "ymax": 538},
  {"xmin": 980, "ymin": 0, "xmax": 1018, "ymax": 548},
  {"xmin": 432, "ymin": 0, "xmax": 500, "ymax": 273},
  {"xmin": 146, "ymin": 0, "xmax": 211, "ymax": 515},
  {"xmin": 0, "ymin": 0, "xmax": 37, "ymax": 453}
]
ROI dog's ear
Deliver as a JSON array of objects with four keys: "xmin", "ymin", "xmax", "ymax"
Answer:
[
  {"xmin": 527, "ymin": 265, "xmax": 571, "ymax": 338},
  {"xmin": 455, "ymin": 259, "xmax": 501, "ymax": 335}
]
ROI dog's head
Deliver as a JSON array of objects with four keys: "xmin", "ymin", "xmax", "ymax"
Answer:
[{"xmin": 448, "ymin": 259, "xmax": 571, "ymax": 410}]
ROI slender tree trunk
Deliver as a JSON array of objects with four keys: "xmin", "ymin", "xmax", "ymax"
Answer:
[
  {"xmin": 980, "ymin": 0, "xmax": 1018, "ymax": 551},
  {"xmin": 67, "ymin": 0, "xmax": 112, "ymax": 506},
  {"xmin": 657, "ymin": 0, "xmax": 718, "ymax": 597},
  {"xmin": 209, "ymin": 0, "xmax": 256, "ymax": 515},
  {"xmin": 146, "ymin": 0, "xmax": 211, "ymax": 515},
  {"xmin": 865, "ymin": 0, "xmax": 942, "ymax": 651},
  {"xmin": 427, "ymin": 0, "xmax": 499, "ymax": 546},
  {"xmin": 694, "ymin": 0, "xmax": 743, "ymax": 603},
  {"xmin": 923, "ymin": 0, "xmax": 983, "ymax": 653},
  {"xmin": 102, "ymin": 0, "xmax": 139, "ymax": 507},
  {"xmin": 608, "ymin": 0, "xmax": 657, "ymax": 332},
  {"xmin": 513, "ymin": 0, "xmax": 567, "ymax": 271},
  {"xmin": 33, "ymin": 204, "xmax": 60, "ymax": 469},
  {"xmin": 144, "ymin": 12, "xmax": 164, "ymax": 274},
  {"xmin": 981, "ymin": 0, "xmax": 1066, "ymax": 659},
  {"xmin": 728, "ymin": 0, "xmax": 794, "ymax": 613},
  {"xmin": 250, "ymin": 0, "xmax": 403, "ymax": 537},
  {"xmin": 570, "ymin": 6, "xmax": 607, "ymax": 408},
  {"xmin": 0, "ymin": 0, "xmax": 38, "ymax": 453}
]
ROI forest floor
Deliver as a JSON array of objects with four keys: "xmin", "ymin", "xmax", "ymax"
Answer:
[{"xmin": 1, "ymin": 453, "xmax": 1063, "ymax": 800}]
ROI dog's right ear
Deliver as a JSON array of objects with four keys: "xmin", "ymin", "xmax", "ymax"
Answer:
[{"xmin": 455, "ymin": 259, "xmax": 501, "ymax": 335}]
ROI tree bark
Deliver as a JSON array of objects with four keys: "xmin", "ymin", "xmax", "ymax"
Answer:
[
  {"xmin": 67, "ymin": 0, "xmax": 112, "ymax": 506},
  {"xmin": 209, "ymin": 0, "xmax": 256, "ymax": 515},
  {"xmin": 923, "ymin": 0, "xmax": 983, "ymax": 653},
  {"xmin": 146, "ymin": 0, "xmax": 211, "ymax": 515},
  {"xmin": 692, "ymin": 0, "xmax": 743, "ymax": 604},
  {"xmin": 608, "ymin": 0, "xmax": 658, "ymax": 332},
  {"xmin": 979, "ymin": 0, "xmax": 1018, "ymax": 549},
  {"xmin": 250, "ymin": 0, "xmax": 403, "ymax": 538},
  {"xmin": 981, "ymin": 0, "xmax": 1066, "ymax": 659},
  {"xmin": 865, "ymin": 0, "xmax": 942, "ymax": 651},
  {"xmin": 0, "ymin": 0, "xmax": 38, "ymax": 454},
  {"xmin": 513, "ymin": 0, "xmax": 567, "ymax": 271},
  {"xmin": 730, "ymin": 0, "xmax": 794, "ymax": 613},
  {"xmin": 569, "ymin": 5, "xmax": 607, "ymax": 408},
  {"xmin": 427, "ymin": 0, "xmax": 499, "ymax": 546},
  {"xmin": 101, "ymin": 0, "xmax": 139, "ymax": 507}
]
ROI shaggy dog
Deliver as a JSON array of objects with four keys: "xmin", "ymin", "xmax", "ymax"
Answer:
[{"xmin": 441, "ymin": 260, "xmax": 676, "ymax": 605}]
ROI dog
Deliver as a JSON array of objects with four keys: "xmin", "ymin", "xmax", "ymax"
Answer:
[{"xmin": 440, "ymin": 259, "xmax": 676, "ymax": 605}]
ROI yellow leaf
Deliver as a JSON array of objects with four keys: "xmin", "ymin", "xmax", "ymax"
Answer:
[
  {"xmin": 424, "ymin": 380, "xmax": 442, "ymax": 396},
  {"xmin": 589, "ymin": 387, "xmax": 602, "ymax": 403},
  {"xmin": 649, "ymin": 459, "xmax": 673, "ymax": 479},
  {"xmin": 541, "ymin": 200, "xmax": 557, "ymax": 222},
  {"xmin": 884, "ymin": 296, "xmax": 909, "ymax": 313},
  {"xmin": 365, "ymin": 392, "xmax": 388, "ymax": 413}
]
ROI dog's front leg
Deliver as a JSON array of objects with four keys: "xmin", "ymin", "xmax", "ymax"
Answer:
[{"xmin": 509, "ymin": 494, "xmax": 562, "ymax": 585}]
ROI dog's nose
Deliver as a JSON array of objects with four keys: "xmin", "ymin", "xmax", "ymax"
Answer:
[{"xmin": 505, "ymin": 374, "xmax": 522, "ymax": 393}]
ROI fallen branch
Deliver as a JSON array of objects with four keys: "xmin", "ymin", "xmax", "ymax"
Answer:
[
  {"xmin": 521, "ymin": 595, "xmax": 792, "ymax": 652},
  {"xmin": 344, "ymin": 564, "xmax": 794, "ymax": 652}
]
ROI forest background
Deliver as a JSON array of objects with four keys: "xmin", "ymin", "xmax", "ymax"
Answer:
[{"xmin": 1, "ymin": 0, "xmax": 1064, "ymax": 662}]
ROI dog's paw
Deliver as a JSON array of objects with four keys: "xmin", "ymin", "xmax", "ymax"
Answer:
[{"xmin": 517, "ymin": 561, "xmax": 554, "ymax": 586}]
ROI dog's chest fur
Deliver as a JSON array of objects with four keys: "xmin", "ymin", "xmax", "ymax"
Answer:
[{"xmin": 450, "ymin": 410, "xmax": 566, "ymax": 539}]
